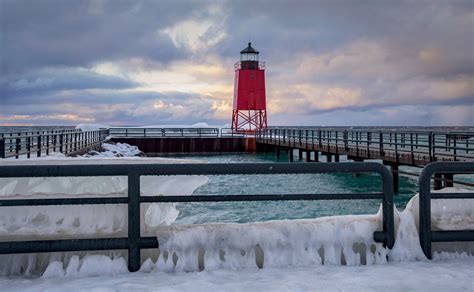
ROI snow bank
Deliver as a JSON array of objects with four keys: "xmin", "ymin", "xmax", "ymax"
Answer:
[{"xmin": 84, "ymin": 142, "xmax": 143, "ymax": 157}]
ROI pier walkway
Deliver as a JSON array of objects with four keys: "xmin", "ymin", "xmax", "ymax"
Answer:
[{"xmin": 256, "ymin": 127, "xmax": 474, "ymax": 191}]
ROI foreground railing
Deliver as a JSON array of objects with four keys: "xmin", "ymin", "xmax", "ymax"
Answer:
[
  {"xmin": 0, "ymin": 129, "xmax": 109, "ymax": 159},
  {"xmin": 257, "ymin": 127, "xmax": 474, "ymax": 164},
  {"xmin": 419, "ymin": 162, "xmax": 474, "ymax": 259},
  {"xmin": 0, "ymin": 162, "xmax": 394, "ymax": 272}
]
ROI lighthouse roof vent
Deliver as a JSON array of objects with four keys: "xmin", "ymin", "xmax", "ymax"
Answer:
[{"xmin": 240, "ymin": 42, "xmax": 259, "ymax": 54}]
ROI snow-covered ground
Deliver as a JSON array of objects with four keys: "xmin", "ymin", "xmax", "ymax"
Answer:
[
  {"xmin": 1, "ymin": 257, "xmax": 472, "ymax": 292},
  {"xmin": 0, "ymin": 142, "xmax": 473, "ymax": 291}
]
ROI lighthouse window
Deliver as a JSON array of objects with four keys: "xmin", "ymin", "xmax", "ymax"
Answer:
[{"xmin": 241, "ymin": 53, "xmax": 258, "ymax": 61}]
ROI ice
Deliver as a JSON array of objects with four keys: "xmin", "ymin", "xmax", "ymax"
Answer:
[
  {"xmin": 0, "ymin": 143, "xmax": 209, "ymax": 276},
  {"xmin": 85, "ymin": 142, "xmax": 143, "ymax": 157},
  {"xmin": 1, "ymin": 258, "xmax": 473, "ymax": 291},
  {"xmin": 155, "ymin": 212, "xmax": 387, "ymax": 272}
]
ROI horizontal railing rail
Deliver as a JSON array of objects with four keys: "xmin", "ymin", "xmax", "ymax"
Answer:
[
  {"xmin": 0, "ymin": 129, "xmax": 109, "ymax": 159},
  {"xmin": 0, "ymin": 162, "xmax": 394, "ymax": 272},
  {"xmin": 256, "ymin": 127, "xmax": 474, "ymax": 165},
  {"xmin": 418, "ymin": 161, "xmax": 474, "ymax": 259},
  {"xmin": 108, "ymin": 127, "xmax": 247, "ymax": 138}
]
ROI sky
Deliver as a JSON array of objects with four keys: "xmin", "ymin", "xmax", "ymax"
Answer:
[{"xmin": 0, "ymin": 0, "xmax": 473, "ymax": 126}]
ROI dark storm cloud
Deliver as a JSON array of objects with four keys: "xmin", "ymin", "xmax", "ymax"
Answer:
[
  {"xmin": 1, "ymin": 68, "xmax": 138, "ymax": 100},
  {"xmin": 1, "ymin": 0, "xmax": 199, "ymax": 73}
]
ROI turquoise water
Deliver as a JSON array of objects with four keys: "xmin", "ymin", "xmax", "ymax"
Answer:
[{"xmin": 169, "ymin": 153, "xmax": 418, "ymax": 224}]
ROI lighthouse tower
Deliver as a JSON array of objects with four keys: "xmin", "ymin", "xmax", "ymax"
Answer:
[{"xmin": 231, "ymin": 42, "xmax": 267, "ymax": 132}]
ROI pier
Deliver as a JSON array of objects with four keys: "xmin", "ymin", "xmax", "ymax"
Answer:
[
  {"xmin": 256, "ymin": 127, "xmax": 474, "ymax": 192},
  {"xmin": 1, "ymin": 126, "xmax": 473, "ymax": 192}
]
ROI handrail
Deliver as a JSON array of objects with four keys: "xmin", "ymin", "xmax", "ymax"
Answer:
[
  {"xmin": 0, "ymin": 162, "xmax": 394, "ymax": 272},
  {"xmin": 256, "ymin": 128, "xmax": 474, "ymax": 165},
  {"xmin": 0, "ymin": 129, "xmax": 109, "ymax": 159},
  {"xmin": 108, "ymin": 127, "xmax": 247, "ymax": 138},
  {"xmin": 418, "ymin": 161, "xmax": 474, "ymax": 259}
]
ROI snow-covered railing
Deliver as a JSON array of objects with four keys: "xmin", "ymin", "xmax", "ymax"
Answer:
[
  {"xmin": 0, "ymin": 162, "xmax": 395, "ymax": 272},
  {"xmin": 418, "ymin": 161, "xmax": 474, "ymax": 259},
  {"xmin": 0, "ymin": 129, "xmax": 109, "ymax": 159}
]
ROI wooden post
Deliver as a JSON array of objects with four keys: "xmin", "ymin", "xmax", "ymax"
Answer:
[{"xmin": 289, "ymin": 149, "xmax": 294, "ymax": 162}]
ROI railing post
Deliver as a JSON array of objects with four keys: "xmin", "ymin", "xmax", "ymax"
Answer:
[
  {"xmin": 0, "ymin": 138, "xmax": 4, "ymax": 158},
  {"xmin": 46, "ymin": 134, "xmax": 50, "ymax": 155},
  {"xmin": 128, "ymin": 172, "xmax": 141, "ymax": 272},
  {"xmin": 27, "ymin": 137, "xmax": 31, "ymax": 158},
  {"xmin": 15, "ymin": 136, "xmax": 20, "ymax": 159},
  {"xmin": 9, "ymin": 133, "xmax": 13, "ymax": 153},
  {"xmin": 59, "ymin": 134, "xmax": 64, "ymax": 153},
  {"xmin": 344, "ymin": 130, "xmax": 348, "ymax": 152},
  {"xmin": 356, "ymin": 131, "xmax": 359, "ymax": 156},
  {"xmin": 410, "ymin": 133, "xmax": 414, "ymax": 165},
  {"xmin": 74, "ymin": 133, "xmax": 78, "ymax": 152},
  {"xmin": 379, "ymin": 132, "xmax": 384, "ymax": 157},
  {"xmin": 453, "ymin": 138, "xmax": 457, "ymax": 161},
  {"xmin": 367, "ymin": 132, "xmax": 370, "ymax": 159},
  {"xmin": 394, "ymin": 133, "xmax": 398, "ymax": 163},
  {"xmin": 318, "ymin": 130, "xmax": 322, "ymax": 148}
]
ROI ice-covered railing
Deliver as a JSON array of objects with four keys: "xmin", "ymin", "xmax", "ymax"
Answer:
[
  {"xmin": 418, "ymin": 162, "xmax": 474, "ymax": 258},
  {"xmin": 0, "ymin": 161, "xmax": 395, "ymax": 273}
]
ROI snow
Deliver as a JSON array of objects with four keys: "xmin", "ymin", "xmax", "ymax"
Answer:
[
  {"xmin": 0, "ymin": 258, "xmax": 472, "ymax": 291},
  {"xmin": 0, "ymin": 142, "xmax": 209, "ymax": 275},
  {"xmin": 75, "ymin": 124, "xmax": 109, "ymax": 131}
]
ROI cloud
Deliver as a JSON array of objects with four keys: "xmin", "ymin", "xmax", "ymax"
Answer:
[{"xmin": 0, "ymin": 0, "xmax": 473, "ymax": 126}]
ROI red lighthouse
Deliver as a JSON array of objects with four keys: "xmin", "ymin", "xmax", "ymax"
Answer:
[{"xmin": 231, "ymin": 42, "xmax": 268, "ymax": 132}]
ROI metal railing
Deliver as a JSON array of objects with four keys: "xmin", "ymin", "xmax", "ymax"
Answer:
[
  {"xmin": 0, "ymin": 162, "xmax": 394, "ymax": 272},
  {"xmin": 418, "ymin": 162, "xmax": 474, "ymax": 259},
  {"xmin": 0, "ymin": 129, "xmax": 109, "ymax": 159},
  {"xmin": 257, "ymin": 127, "xmax": 474, "ymax": 165},
  {"xmin": 108, "ymin": 127, "xmax": 246, "ymax": 138}
]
